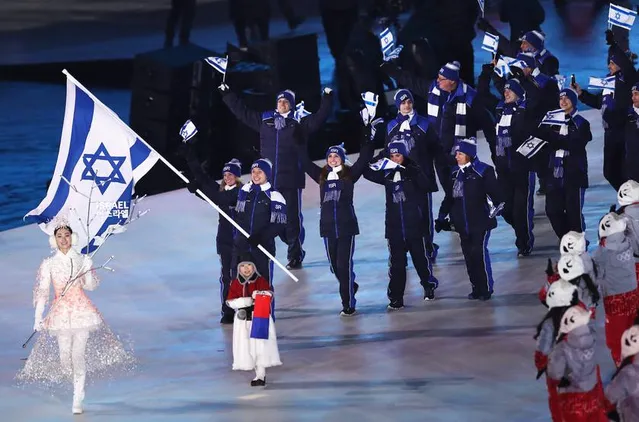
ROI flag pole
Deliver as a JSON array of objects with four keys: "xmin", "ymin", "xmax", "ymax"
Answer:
[
  {"xmin": 222, "ymin": 55, "xmax": 229, "ymax": 84},
  {"xmin": 61, "ymin": 70, "xmax": 299, "ymax": 283}
]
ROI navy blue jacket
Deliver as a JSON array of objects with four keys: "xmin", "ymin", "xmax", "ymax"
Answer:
[
  {"xmin": 383, "ymin": 113, "xmax": 444, "ymax": 192},
  {"xmin": 493, "ymin": 100, "xmax": 536, "ymax": 174},
  {"xmin": 439, "ymin": 159, "xmax": 503, "ymax": 235},
  {"xmin": 534, "ymin": 112, "xmax": 592, "ymax": 188},
  {"xmin": 222, "ymin": 91, "xmax": 333, "ymax": 189},
  {"xmin": 185, "ymin": 151, "xmax": 239, "ymax": 252},
  {"xmin": 625, "ymin": 108, "xmax": 639, "ymax": 183},
  {"xmin": 302, "ymin": 127, "xmax": 374, "ymax": 239},
  {"xmin": 233, "ymin": 183, "xmax": 287, "ymax": 253},
  {"xmin": 363, "ymin": 157, "xmax": 433, "ymax": 240}
]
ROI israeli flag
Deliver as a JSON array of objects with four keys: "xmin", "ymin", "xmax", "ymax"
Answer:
[
  {"xmin": 369, "ymin": 158, "xmax": 404, "ymax": 172},
  {"xmin": 516, "ymin": 136, "xmax": 548, "ymax": 159},
  {"xmin": 494, "ymin": 56, "xmax": 517, "ymax": 78},
  {"xmin": 379, "ymin": 28, "xmax": 395, "ymax": 55},
  {"xmin": 179, "ymin": 120, "xmax": 198, "ymax": 143},
  {"xmin": 609, "ymin": 3, "xmax": 637, "ymax": 30},
  {"xmin": 294, "ymin": 101, "xmax": 311, "ymax": 122},
  {"xmin": 24, "ymin": 72, "xmax": 159, "ymax": 254},
  {"xmin": 204, "ymin": 56, "xmax": 228, "ymax": 74},
  {"xmin": 361, "ymin": 91, "xmax": 379, "ymax": 120},
  {"xmin": 481, "ymin": 32, "xmax": 499, "ymax": 54},
  {"xmin": 540, "ymin": 109, "xmax": 567, "ymax": 126},
  {"xmin": 588, "ymin": 76, "xmax": 616, "ymax": 91},
  {"xmin": 555, "ymin": 75, "xmax": 567, "ymax": 90}
]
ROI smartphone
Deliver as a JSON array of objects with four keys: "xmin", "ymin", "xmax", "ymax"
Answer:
[{"xmin": 571, "ymin": 74, "xmax": 576, "ymax": 86}]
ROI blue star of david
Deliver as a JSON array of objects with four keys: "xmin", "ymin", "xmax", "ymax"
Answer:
[
  {"xmin": 615, "ymin": 12, "xmax": 621, "ymax": 19},
  {"xmin": 81, "ymin": 143, "xmax": 126, "ymax": 194}
]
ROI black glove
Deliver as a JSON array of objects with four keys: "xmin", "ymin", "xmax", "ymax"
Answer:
[
  {"xmin": 481, "ymin": 63, "xmax": 494, "ymax": 74},
  {"xmin": 247, "ymin": 234, "xmax": 261, "ymax": 248},
  {"xmin": 186, "ymin": 181, "xmax": 200, "ymax": 194},
  {"xmin": 477, "ymin": 17, "xmax": 492, "ymax": 32},
  {"xmin": 607, "ymin": 410, "xmax": 620, "ymax": 422},
  {"xmin": 435, "ymin": 218, "xmax": 452, "ymax": 233},
  {"xmin": 605, "ymin": 29, "xmax": 616, "ymax": 46},
  {"xmin": 557, "ymin": 377, "xmax": 571, "ymax": 388}
]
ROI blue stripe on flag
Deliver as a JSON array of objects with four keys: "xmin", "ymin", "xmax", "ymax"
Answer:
[
  {"xmin": 26, "ymin": 86, "xmax": 94, "ymax": 224},
  {"xmin": 250, "ymin": 317, "xmax": 270, "ymax": 339},
  {"xmin": 130, "ymin": 138, "xmax": 151, "ymax": 171},
  {"xmin": 82, "ymin": 183, "xmax": 133, "ymax": 254}
]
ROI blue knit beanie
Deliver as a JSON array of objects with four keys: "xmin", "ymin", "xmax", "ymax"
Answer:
[
  {"xmin": 456, "ymin": 138, "xmax": 477, "ymax": 158},
  {"xmin": 222, "ymin": 158, "xmax": 242, "ymax": 178},
  {"xmin": 504, "ymin": 78, "xmax": 525, "ymax": 99},
  {"xmin": 560, "ymin": 88, "xmax": 578, "ymax": 109},
  {"xmin": 388, "ymin": 139, "xmax": 409, "ymax": 157},
  {"xmin": 276, "ymin": 90, "xmax": 295, "ymax": 108},
  {"xmin": 326, "ymin": 143, "xmax": 346, "ymax": 163},
  {"xmin": 251, "ymin": 158, "xmax": 272, "ymax": 180},
  {"xmin": 521, "ymin": 30, "xmax": 545, "ymax": 51},
  {"xmin": 515, "ymin": 52, "xmax": 536, "ymax": 69},
  {"xmin": 394, "ymin": 89, "xmax": 414, "ymax": 109},
  {"xmin": 438, "ymin": 61, "xmax": 461, "ymax": 82}
]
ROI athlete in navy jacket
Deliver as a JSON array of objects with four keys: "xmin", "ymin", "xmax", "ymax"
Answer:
[
  {"xmin": 364, "ymin": 140, "xmax": 440, "ymax": 309},
  {"xmin": 436, "ymin": 138, "xmax": 503, "ymax": 301},
  {"xmin": 185, "ymin": 149, "xmax": 243, "ymax": 324},
  {"xmin": 300, "ymin": 111, "xmax": 376, "ymax": 316},
  {"xmin": 219, "ymin": 84, "xmax": 334, "ymax": 269}
]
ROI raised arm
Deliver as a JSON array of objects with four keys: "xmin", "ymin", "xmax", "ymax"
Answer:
[
  {"xmin": 220, "ymin": 88, "xmax": 262, "ymax": 132},
  {"xmin": 363, "ymin": 166, "xmax": 387, "ymax": 186},
  {"xmin": 351, "ymin": 125, "xmax": 375, "ymax": 181},
  {"xmin": 300, "ymin": 90, "xmax": 334, "ymax": 134},
  {"xmin": 298, "ymin": 143, "xmax": 323, "ymax": 184}
]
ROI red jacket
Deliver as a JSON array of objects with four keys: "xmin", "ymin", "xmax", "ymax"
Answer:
[{"xmin": 227, "ymin": 276, "xmax": 271, "ymax": 301}]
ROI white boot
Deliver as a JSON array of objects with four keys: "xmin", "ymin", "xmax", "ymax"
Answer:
[{"xmin": 72, "ymin": 373, "xmax": 85, "ymax": 414}]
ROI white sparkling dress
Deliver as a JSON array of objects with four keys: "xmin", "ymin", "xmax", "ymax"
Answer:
[{"xmin": 16, "ymin": 249, "xmax": 135, "ymax": 390}]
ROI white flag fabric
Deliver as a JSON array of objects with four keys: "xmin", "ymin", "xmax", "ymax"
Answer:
[
  {"xmin": 24, "ymin": 74, "xmax": 159, "ymax": 253},
  {"xmin": 369, "ymin": 158, "xmax": 404, "ymax": 172},
  {"xmin": 179, "ymin": 120, "xmax": 198, "ymax": 142},
  {"xmin": 494, "ymin": 56, "xmax": 517, "ymax": 78},
  {"xmin": 588, "ymin": 76, "xmax": 616, "ymax": 92},
  {"xmin": 361, "ymin": 91, "xmax": 379, "ymax": 121},
  {"xmin": 294, "ymin": 101, "xmax": 311, "ymax": 122},
  {"xmin": 379, "ymin": 28, "xmax": 395, "ymax": 55},
  {"xmin": 516, "ymin": 136, "xmax": 548, "ymax": 159},
  {"xmin": 204, "ymin": 56, "xmax": 228, "ymax": 74},
  {"xmin": 540, "ymin": 109, "xmax": 568, "ymax": 126},
  {"xmin": 481, "ymin": 32, "xmax": 499, "ymax": 54},
  {"xmin": 609, "ymin": 3, "xmax": 637, "ymax": 30},
  {"xmin": 555, "ymin": 74, "xmax": 567, "ymax": 90}
]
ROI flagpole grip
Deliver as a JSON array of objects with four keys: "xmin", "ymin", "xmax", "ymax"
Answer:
[
  {"xmin": 195, "ymin": 189, "xmax": 299, "ymax": 283},
  {"xmin": 61, "ymin": 69, "xmax": 298, "ymax": 283}
]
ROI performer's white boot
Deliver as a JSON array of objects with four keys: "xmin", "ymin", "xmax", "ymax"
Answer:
[
  {"xmin": 250, "ymin": 366, "xmax": 266, "ymax": 386},
  {"xmin": 72, "ymin": 373, "xmax": 85, "ymax": 414}
]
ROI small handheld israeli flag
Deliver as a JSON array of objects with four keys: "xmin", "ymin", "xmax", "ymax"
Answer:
[
  {"xmin": 369, "ymin": 158, "xmax": 404, "ymax": 172},
  {"xmin": 481, "ymin": 32, "xmax": 499, "ymax": 55},
  {"xmin": 179, "ymin": 120, "xmax": 198, "ymax": 143},
  {"xmin": 379, "ymin": 27, "xmax": 395, "ymax": 56},
  {"xmin": 294, "ymin": 101, "xmax": 311, "ymax": 122},
  {"xmin": 204, "ymin": 56, "xmax": 228, "ymax": 74},
  {"xmin": 516, "ymin": 136, "xmax": 548, "ymax": 159},
  {"xmin": 540, "ymin": 109, "xmax": 567, "ymax": 126},
  {"xmin": 494, "ymin": 56, "xmax": 517, "ymax": 78},
  {"xmin": 608, "ymin": 3, "xmax": 637, "ymax": 30},
  {"xmin": 555, "ymin": 75, "xmax": 567, "ymax": 90},
  {"xmin": 588, "ymin": 75, "xmax": 616, "ymax": 91},
  {"xmin": 361, "ymin": 91, "xmax": 379, "ymax": 122}
]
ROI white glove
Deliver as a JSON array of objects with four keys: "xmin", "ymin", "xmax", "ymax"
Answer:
[
  {"xmin": 252, "ymin": 290, "xmax": 258, "ymax": 299},
  {"xmin": 360, "ymin": 108, "xmax": 371, "ymax": 126},
  {"xmin": 218, "ymin": 83, "xmax": 229, "ymax": 92},
  {"xmin": 33, "ymin": 316, "xmax": 43, "ymax": 332},
  {"xmin": 260, "ymin": 290, "xmax": 273, "ymax": 297},
  {"xmin": 323, "ymin": 87, "xmax": 333, "ymax": 95},
  {"xmin": 383, "ymin": 45, "xmax": 404, "ymax": 62}
]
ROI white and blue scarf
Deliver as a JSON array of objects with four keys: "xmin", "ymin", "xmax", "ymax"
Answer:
[
  {"xmin": 323, "ymin": 166, "xmax": 343, "ymax": 203},
  {"xmin": 495, "ymin": 99, "xmax": 526, "ymax": 157},
  {"xmin": 452, "ymin": 162, "xmax": 472, "ymax": 198},
  {"xmin": 273, "ymin": 110, "xmax": 292, "ymax": 130},
  {"xmin": 540, "ymin": 109, "xmax": 573, "ymax": 180},
  {"xmin": 390, "ymin": 171, "xmax": 406, "ymax": 203},
  {"xmin": 429, "ymin": 83, "xmax": 470, "ymax": 153},
  {"xmin": 236, "ymin": 182, "xmax": 287, "ymax": 224}
]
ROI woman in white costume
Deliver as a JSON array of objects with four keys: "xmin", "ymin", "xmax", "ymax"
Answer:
[
  {"xmin": 16, "ymin": 216, "xmax": 135, "ymax": 414},
  {"xmin": 226, "ymin": 254, "xmax": 281, "ymax": 386}
]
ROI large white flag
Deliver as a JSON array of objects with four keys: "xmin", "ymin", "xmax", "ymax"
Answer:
[{"xmin": 25, "ymin": 72, "xmax": 159, "ymax": 253}]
